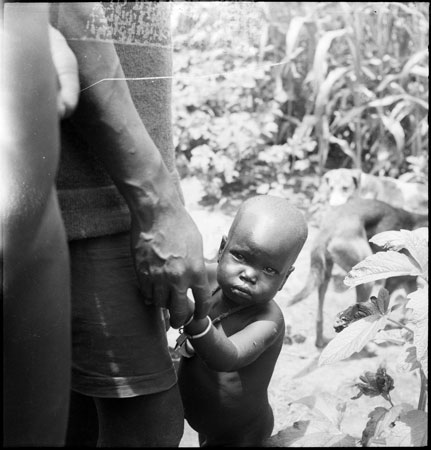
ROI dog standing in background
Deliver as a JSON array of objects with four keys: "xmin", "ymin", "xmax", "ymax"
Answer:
[
  {"xmin": 316, "ymin": 168, "xmax": 428, "ymax": 213},
  {"xmin": 288, "ymin": 198, "xmax": 427, "ymax": 348}
]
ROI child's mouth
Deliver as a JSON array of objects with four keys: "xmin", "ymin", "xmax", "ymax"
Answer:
[{"xmin": 231, "ymin": 286, "xmax": 252, "ymax": 299}]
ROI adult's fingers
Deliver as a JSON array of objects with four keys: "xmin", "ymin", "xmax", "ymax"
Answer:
[
  {"xmin": 191, "ymin": 275, "xmax": 212, "ymax": 320},
  {"xmin": 168, "ymin": 289, "xmax": 194, "ymax": 329},
  {"xmin": 136, "ymin": 269, "xmax": 153, "ymax": 305},
  {"xmin": 152, "ymin": 280, "xmax": 170, "ymax": 309}
]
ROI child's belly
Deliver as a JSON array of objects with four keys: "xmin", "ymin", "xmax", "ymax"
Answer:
[{"xmin": 178, "ymin": 357, "xmax": 270, "ymax": 436}]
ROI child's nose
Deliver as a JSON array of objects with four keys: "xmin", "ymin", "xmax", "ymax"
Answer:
[{"xmin": 240, "ymin": 267, "xmax": 258, "ymax": 284}]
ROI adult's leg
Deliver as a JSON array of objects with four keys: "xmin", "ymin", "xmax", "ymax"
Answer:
[
  {"xmin": 95, "ymin": 384, "xmax": 184, "ymax": 447},
  {"xmin": 66, "ymin": 390, "xmax": 99, "ymax": 447}
]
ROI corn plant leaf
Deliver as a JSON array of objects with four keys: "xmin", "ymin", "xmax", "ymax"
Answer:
[
  {"xmin": 400, "ymin": 48, "xmax": 429, "ymax": 79},
  {"xmin": 328, "ymin": 135, "xmax": 357, "ymax": 162},
  {"xmin": 387, "ymin": 1, "xmax": 429, "ymax": 19},
  {"xmin": 380, "ymin": 115, "xmax": 405, "ymax": 155},
  {"xmin": 370, "ymin": 228, "xmax": 428, "ymax": 277},
  {"xmin": 312, "ymin": 29, "xmax": 348, "ymax": 89},
  {"xmin": 368, "ymin": 94, "xmax": 428, "ymax": 111},
  {"xmin": 285, "ymin": 16, "xmax": 307, "ymax": 61},
  {"xmin": 319, "ymin": 315, "xmax": 388, "ymax": 366},
  {"xmin": 409, "ymin": 65, "xmax": 428, "ymax": 77},
  {"xmin": 376, "ymin": 74, "xmax": 399, "ymax": 92},
  {"xmin": 390, "ymin": 99, "xmax": 412, "ymax": 123},
  {"xmin": 344, "ymin": 251, "xmax": 422, "ymax": 287},
  {"xmin": 315, "ymin": 67, "xmax": 350, "ymax": 116}
]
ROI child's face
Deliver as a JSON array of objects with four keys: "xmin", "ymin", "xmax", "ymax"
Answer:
[{"xmin": 216, "ymin": 221, "xmax": 296, "ymax": 306}]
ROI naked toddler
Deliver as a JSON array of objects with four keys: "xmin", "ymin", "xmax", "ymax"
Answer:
[{"xmin": 177, "ymin": 195, "xmax": 308, "ymax": 446}]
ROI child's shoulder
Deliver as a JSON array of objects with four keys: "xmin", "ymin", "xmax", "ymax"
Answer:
[{"xmin": 255, "ymin": 299, "xmax": 284, "ymax": 324}]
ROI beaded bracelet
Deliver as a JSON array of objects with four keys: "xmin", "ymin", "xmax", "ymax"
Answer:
[{"xmin": 187, "ymin": 316, "xmax": 212, "ymax": 340}]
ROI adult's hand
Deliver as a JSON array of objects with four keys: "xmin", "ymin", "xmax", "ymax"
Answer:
[
  {"xmin": 131, "ymin": 205, "xmax": 212, "ymax": 329},
  {"xmin": 49, "ymin": 24, "xmax": 79, "ymax": 119}
]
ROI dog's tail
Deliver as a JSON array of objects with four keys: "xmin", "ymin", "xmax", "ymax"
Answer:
[{"xmin": 287, "ymin": 245, "xmax": 327, "ymax": 306}]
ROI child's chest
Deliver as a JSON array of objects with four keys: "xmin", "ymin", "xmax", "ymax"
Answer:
[{"xmin": 209, "ymin": 290, "xmax": 258, "ymax": 337}]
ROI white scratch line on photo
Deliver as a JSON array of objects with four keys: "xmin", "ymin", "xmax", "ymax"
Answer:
[{"xmin": 80, "ymin": 61, "xmax": 288, "ymax": 92}]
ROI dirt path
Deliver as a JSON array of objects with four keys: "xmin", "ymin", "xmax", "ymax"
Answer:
[{"xmin": 173, "ymin": 178, "xmax": 420, "ymax": 447}]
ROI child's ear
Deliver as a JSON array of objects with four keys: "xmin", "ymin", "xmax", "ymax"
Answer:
[
  {"xmin": 217, "ymin": 236, "xmax": 228, "ymax": 262},
  {"xmin": 278, "ymin": 266, "xmax": 295, "ymax": 291}
]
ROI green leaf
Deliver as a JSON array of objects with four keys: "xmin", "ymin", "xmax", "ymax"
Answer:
[
  {"xmin": 290, "ymin": 432, "xmax": 357, "ymax": 447},
  {"xmin": 361, "ymin": 407, "xmax": 388, "ymax": 446},
  {"xmin": 373, "ymin": 329, "xmax": 405, "ymax": 345},
  {"xmin": 344, "ymin": 251, "xmax": 422, "ymax": 287},
  {"xmin": 400, "ymin": 48, "xmax": 429, "ymax": 79},
  {"xmin": 372, "ymin": 288, "xmax": 390, "ymax": 315},
  {"xmin": 367, "ymin": 94, "xmax": 428, "ymax": 111},
  {"xmin": 293, "ymin": 392, "xmax": 347, "ymax": 430},
  {"xmin": 380, "ymin": 115, "xmax": 405, "ymax": 157},
  {"xmin": 332, "ymin": 105, "xmax": 366, "ymax": 129},
  {"xmin": 285, "ymin": 16, "xmax": 307, "ymax": 61},
  {"xmin": 407, "ymin": 286, "xmax": 428, "ymax": 377},
  {"xmin": 369, "ymin": 408, "xmax": 428, "ymax": 447},
  {"xmin": 312, "ymin": 29, "xmax": 348, "ymax": 90},
  {"xmin": 406, "ymin": 286, "xmax": 428, "ymax": 320},
  {"xmin": 319, "ymin": 315, "xmax": 388, "ymax": 366},
  {"xmin": 370, "ymin": 228, "xmax": 429, "ymax": 276},
  {"xmin": 315, "ymin": 67, "xmax": 350, "ymax": 116},
  {"xmin": 265, "ymin": 423, "xmax": 356, "ymax": 447},
  {"xmin": 396, "ymin": 345, "xmax": 421, "ymax": 373}
]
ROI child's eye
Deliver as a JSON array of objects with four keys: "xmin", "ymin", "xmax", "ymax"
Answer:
[
  {"xmin": 231, "ymin": 251, "xmax": 244, "ymax": 262},
  {"xmin": 264, "ymin": 267, "xmax": 277, "ymax": 275}
]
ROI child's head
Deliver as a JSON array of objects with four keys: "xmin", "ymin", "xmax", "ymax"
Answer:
[{"xmin": 217, "ymin": 195, "xmax": 308, "ymax": 306}]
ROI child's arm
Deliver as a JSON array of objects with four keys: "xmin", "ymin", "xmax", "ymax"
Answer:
[{"xmin": 183, "ymin": 303, "xmax": 284, "ymax": 372}]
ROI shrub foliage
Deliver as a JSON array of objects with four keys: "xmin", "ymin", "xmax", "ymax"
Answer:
[{"xmin": 171, "ymin": 2, "xmax": 429, "ymax": 202}]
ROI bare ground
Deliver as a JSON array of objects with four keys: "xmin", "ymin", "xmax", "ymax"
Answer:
[{"xmin": 172, "ymin": 178, "xmax": 421, "ymax": 447}]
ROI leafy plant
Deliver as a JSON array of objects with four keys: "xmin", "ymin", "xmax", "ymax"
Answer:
[
  {"xmin": 316, "ymin": 227, "xmax": 428, "ymax": 446},
  {"xmin": 266, "ymin": 391, "xmax": 357, "ymax": 447},
  {"xmin": 172, "ymin": 2, "xmax": 428, "ymax": 202},
  {"xmin": 265, "ymin": 2, "xmax": 429, "ymax": 177}
]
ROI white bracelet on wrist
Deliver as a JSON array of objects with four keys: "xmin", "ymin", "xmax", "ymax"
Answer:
[
  {"xmin": 183, "ymin": 313, "xmax": 194, "ymax": 327},
  {"xmin": 188, "ymin": 316, "xmax": 212, "ymax": 340}
]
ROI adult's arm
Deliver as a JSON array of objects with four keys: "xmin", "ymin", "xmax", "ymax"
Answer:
[
  {"xmin": 54, "ymin": 2, "xmax": 211, "ymax": 326},
  {"xmin": 2, "ymin": 3, "xmax": 71, "ymax": 445}
]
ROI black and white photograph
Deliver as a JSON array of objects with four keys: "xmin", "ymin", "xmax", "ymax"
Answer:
[{"xmin": 1, "ymin": 1, "xmax": 428, "ymax": 447}]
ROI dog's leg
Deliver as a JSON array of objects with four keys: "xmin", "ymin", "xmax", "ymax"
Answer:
[
  {"xmin": 328, "ymin": 236, "xmax": 373, "ymax": 303},
  {"xmin": 315, "ymin": 256, "xmax": 333, "ymax": 348}
]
